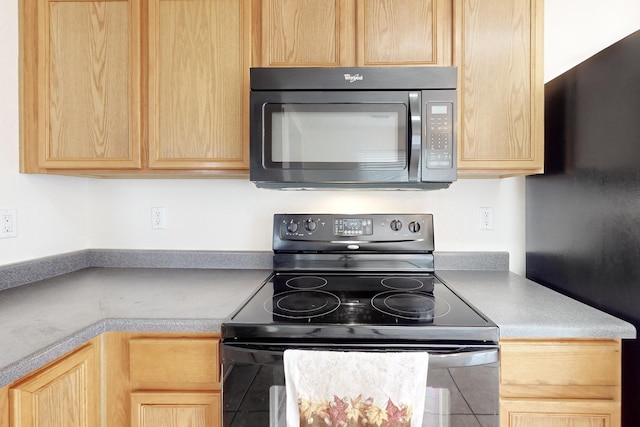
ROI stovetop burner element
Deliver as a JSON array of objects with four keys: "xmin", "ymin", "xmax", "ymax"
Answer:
[
  {"xmin": 285, "ymin": 276, "xmax": 328, "ymax": 289},
  {"xmin": 381, "ymin": 277, "xmax": 431, "ymax": 291},
  {"xmin": 267, "ymin": 290, "xmax": 341, "ymax": 319},
  {"xmin": 371, "ymin": 291, "xmax": 450, "ymax": 320}
]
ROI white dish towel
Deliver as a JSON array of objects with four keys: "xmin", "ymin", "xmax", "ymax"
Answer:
[{"xmin": 283, "ymin": 350, "xmax": 429, "ymax": 427}]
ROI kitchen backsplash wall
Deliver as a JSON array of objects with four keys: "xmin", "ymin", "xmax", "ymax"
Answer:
[
  {"xmin": 86, "ymin": 177, "xmax": 525, "ymax": 267},
  {"xmin": 1, "ymin": 0, "xmax": 639, "ymax": 275}
]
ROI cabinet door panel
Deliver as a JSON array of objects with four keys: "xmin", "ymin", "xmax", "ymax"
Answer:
[
  {"xmin": 129, "ymin": 337, "xmax": 220, "ymax": 390},
  {"xmin": 131, "ymin": 392, "xmax": 220, "ymax": 427},
  {"xmin": 40, "ymin": 0, "xmax": 141, "ymax": 169},
  {"xmin": 357, "ymin": 0, "xmax": 452, "ymax": 66},
  {"xmin": 455, "ymin": 0, "xmax": 543, "ymax": 174},
  {"xmin": 148, "ymin": 0, "xmax": 250, "ymax": 169},
  {"xmin": 258, "ymin": 0, "xmax": 355, "ymax": 66},
  {"xmin": 501, "ymin": 399, "xmax": 619, "ymax": 427},
  {"xmin": 9, "ymin": 342, "xmax": 99, "ymax": 427}
]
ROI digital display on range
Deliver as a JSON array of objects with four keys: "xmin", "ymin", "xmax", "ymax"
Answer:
[{"xmin": 334, "ymin": 218, "xmax": 373, "ymax": 236}]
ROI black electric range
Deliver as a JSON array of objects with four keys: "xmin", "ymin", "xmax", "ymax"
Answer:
[{"xmin": 221, "ymin": 214, "xmax": 499, "ymax": 427}]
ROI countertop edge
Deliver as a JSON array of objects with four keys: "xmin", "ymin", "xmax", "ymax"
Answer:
[{"xmin": 0, "ymin": 317, "xmax": 226, "ymax": 388}]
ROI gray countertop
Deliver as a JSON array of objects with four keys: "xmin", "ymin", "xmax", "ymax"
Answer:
[{"xmin": 0, "ymin": 262, "xmax": 635, "ymax": 388}]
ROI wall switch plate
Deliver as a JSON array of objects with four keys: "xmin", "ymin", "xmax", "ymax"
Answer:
[
  {"xmin": 0, "ymin": 209, "xmax": 17, "ymax": 238},
  {"xmin": 479, "ymin": 207, "xmax": 494, "ymax": 230},
  {"xmin": 151, "ymin": 207, "xmax": 166, "ymax": 229}
]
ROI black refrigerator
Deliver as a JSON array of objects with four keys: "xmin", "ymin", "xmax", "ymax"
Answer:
[{"xmin": 526, "ymin": 30, "xmax": 640, "ymax": 425}]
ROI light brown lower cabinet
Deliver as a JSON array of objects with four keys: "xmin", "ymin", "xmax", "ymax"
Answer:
[
  {"xmin": 8, "ymin": 339, "xmax": 100, "ymax": 427},
  {"xmin": 0, "ymin": 335, "xmax": 624, "ymax": 427},
  {"xmin": 104, "ymin": 332, "xmax": 221, "ymax": 427},
  {"xmin": 500, "ymin": 339, "xmax": 622, "ymax": 427}
]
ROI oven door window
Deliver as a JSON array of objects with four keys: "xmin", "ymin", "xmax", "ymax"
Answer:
[
  {"xmin": 263, "ymin": 103, "xmax": 407, "ymax": 170},
  {"xmin": 222, "ymin": 345, "xmax": 499, "ymax": 427}
]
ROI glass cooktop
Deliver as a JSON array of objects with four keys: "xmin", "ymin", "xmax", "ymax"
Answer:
[{"xmin": 223, "ymin": 273, "xmax": 497, "ymax": 343}]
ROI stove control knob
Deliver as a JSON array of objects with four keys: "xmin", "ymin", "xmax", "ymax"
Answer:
[
  {"xmin": 408, "ymin": 221, "xmax": 421, "ymax": 233},
  {"xmin": 390, "ymin": 219, "xmax": 403, "ymax": 231},
  {"xmin": 304, "ymin": 219, "xmax": 318, "ymax": 232},
  {"xmin": 285, "ymin": 220, "xmax": 299, "ymax": 233}
]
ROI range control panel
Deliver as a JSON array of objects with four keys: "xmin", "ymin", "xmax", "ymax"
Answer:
[{"xmin": 273, "ymin": 213, "xmax": 435, "ymax": 252}]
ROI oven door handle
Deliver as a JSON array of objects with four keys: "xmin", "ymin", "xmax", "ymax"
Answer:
[
  {"xmin": 221, "ymin": 343, "xmax": 498, "ymax": 369},
  {"xmin": 428, "ymin": 347, "xmax": 498, "ymax": 369}
]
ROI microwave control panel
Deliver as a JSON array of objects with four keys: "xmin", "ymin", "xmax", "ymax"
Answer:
[{"xmin": 424, "ymin": 102, "xmax": 453, "ymax": 169}]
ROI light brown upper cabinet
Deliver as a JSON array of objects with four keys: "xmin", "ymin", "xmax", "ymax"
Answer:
[
  {"xmin": 20, "ymin": 0, "xmax": 142, "ymax": 171},
  {"xmin": 20, "ymin": 0, "xmax": 250, "ymax": 175},
  {"xmin": 20, "ymin": 0, "xmax": 543, "ymax": 178},
  {"xmin": 147, "ymin": 0, "xmax": 249, "ymax": 170},
  {"xmin": 252, "ymin": 0, "xmax": 453, "ymax": 67},
  {"xmin": 454, "ymin": 0, "xmax": 544, "ymax": 176}
]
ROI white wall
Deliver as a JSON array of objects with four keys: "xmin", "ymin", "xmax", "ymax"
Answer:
[
  {"xmin": 544, "ymin": 0, "xmax": 640, "ymax": 81},
  {"xmin": 87, "ymin": 177, "xmax": 525, "ymax": 256},
  {"xmin": 2, "ymin": 0, "xmax": 639, "ymax": 274},
  {"xmin": 0, "ymin": 0, "xmax": 90, "ymax": 264}
]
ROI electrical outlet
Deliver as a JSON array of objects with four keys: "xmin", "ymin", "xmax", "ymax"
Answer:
[
  {"xmin": 0, "ymin": 209, "xmax": 18, "ymax": 238},
  {"xmin": 151, "ymin": 207, "xmax": 166, "ymax": 230},
  {"xmin": 479, "ymin": 207, "xmax": 494, "ymax": 230}
]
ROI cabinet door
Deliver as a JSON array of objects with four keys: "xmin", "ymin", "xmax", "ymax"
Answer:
[
  {"xmin": 255, "ymin": 0, "xmax": 452, "ymax": 67},
  {"xmin": 455, "ymin": 0, "xmax": 544, "ymax": 176},
  {"xmin": 147, "ymin": 0, "xmax": 250, "ymax": 169},
  {"xmin": 501, "ymin": 399, "xmax": 620, "ymax": 427},
  {"xmin": 131, "ymin": 392, "xmax": 220, "ymax": 427},
  {"xmin": 128, "ymin": 337, "xmax": 220, "ymax": 390},
  {"xmin": 9, "ymin": 342, "xmax": 99, "ymax": 427},
  {"xmin": 356, "ymin": 0, "xmax": 452, "ymax": 66},
  {"xmin": 255, "ymin": 0, "xmax": 356, "ymax": 67},
  {"xmin": 27, "ymin": 0, "xmax": 141, "ymax": 170}
]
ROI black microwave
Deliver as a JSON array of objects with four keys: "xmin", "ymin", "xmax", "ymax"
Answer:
[{"xmin": 249, "ymin": 67, "xmax": 457, "ymax": 190}]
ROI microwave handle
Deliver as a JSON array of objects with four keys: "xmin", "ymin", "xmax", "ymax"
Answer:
[{"xmin": 408, "ymin": 91, "xmax": 421, "ymax": 182}]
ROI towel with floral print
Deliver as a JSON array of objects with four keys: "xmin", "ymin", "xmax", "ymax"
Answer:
[{"xmin": 283, "ymin": 350, "xmax": 429, "ymax": 427}]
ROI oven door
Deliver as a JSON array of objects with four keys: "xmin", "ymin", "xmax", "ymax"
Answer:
[{"xmin": 221, "ymin": 342, "xmax": 499, "ymax": 427}]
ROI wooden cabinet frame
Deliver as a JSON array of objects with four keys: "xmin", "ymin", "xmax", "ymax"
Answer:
[
  {"xmin": 103, "ymin": 332, "xmax": 221, "ymax": 427},
  {"xmin": 500, "ymin": 339, "xmax": 622, "ymax": 427}
]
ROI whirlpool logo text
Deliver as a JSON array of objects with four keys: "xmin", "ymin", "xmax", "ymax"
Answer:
[{"xmin": 343, "ymin": 73, "xmax": 364, "ymax": 83}]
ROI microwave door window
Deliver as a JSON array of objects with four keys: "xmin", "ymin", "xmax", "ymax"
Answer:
[{"xmin": 267, "ymin": 104, "xmax": 406, "ymax": 169}]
